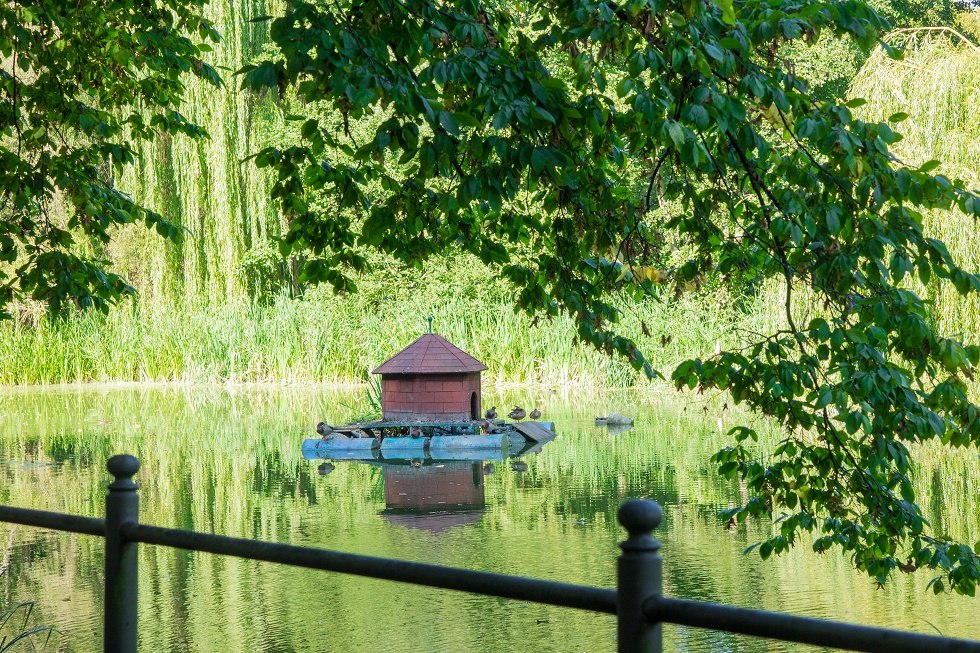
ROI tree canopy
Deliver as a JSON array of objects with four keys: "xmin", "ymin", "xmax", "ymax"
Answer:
[
  {"xmin": 243, "ymin": 0, "xmax": 980, "ymax": 594},
  {"xmin": 0, "ymin": 0, "xmax": 219, "ymax": 317},
  {"xmin": 3, "ymin": 0, "xmax": 980, "ymax": 596}
]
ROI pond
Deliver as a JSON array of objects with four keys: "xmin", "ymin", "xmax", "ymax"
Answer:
[{"xmin": 0, "ymin": 386, "xmax": 977, "ymax": 652}]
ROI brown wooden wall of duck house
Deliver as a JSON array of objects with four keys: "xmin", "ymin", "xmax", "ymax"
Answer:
[{"xmin": 381, "ymin": 372, "xmax": 482, "ymax": 421}]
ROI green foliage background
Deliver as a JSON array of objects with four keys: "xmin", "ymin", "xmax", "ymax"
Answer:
[
  {"xmin": 0, "ymin": 0, "xmax": 978, "ymax": 600},
  {"xmin": 0, "ymin": 1, "xmax": 976, "ymax": 389}
]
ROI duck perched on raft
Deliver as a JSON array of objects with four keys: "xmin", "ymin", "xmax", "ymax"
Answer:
[
  {"xmin": 508, "ymin": 406, "xmax": 527, "ymax": 421},
  {"xmin": 485, "ymin": 406, "xmax": 497, "ymax": 419},
  {"xmin": 530, "ymin": 407, "xmax": 541, "ymax": 420}
]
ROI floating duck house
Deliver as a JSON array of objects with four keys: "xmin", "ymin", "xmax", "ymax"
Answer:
[
  {"xmin": 372, "ymin": 333, "xmax": 488, "ymax": 422},
  {"xmin": 303, "ymin": 333, "xmax": 555, "ymax": 460}
]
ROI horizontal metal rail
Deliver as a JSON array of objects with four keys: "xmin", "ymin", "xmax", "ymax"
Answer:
[
  {"xmin": 0, "ymin": 504, "xmax": 615, "ymax": 613},
  {"xmin": 646, "ymin": 596, "xmax": 980, "ymax": 653},
  {"xmin": 124, "ymin": 523, "xmax": 618, "ymax": 614},
  {"xmin": 0, "ymin": 505, "xmax": 104, "ymax": 537}
]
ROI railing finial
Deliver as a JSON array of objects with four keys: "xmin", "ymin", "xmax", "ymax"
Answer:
[
  {"xmin": 107, "ymin": 454, "xmax": 140, "ymax": 491},
  {"xmin": 618, "ymin": 499, "xmax": 663, "ymax": 552}
]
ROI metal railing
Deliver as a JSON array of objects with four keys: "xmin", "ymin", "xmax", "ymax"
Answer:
[{"xmin": 1, "ymin": 454, "xmax": 979, "ymax": 653}]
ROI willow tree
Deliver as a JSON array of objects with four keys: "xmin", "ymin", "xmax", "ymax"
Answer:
[
  {"xmin": 243, "ymin": 0, "xmax": 980, "ymax": 593},
  {"xmin": 0, "ymin": 1, "xmax": 220, "ymax": 317}
]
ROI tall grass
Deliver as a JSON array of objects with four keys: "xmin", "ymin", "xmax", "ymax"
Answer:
[
  {"xmin": 0, "ymin": 271, "xmax": 775, "ymax": 387},
  {"xmin": 0, "ymin": 602, "xmax": 56, "ymax": 651}
]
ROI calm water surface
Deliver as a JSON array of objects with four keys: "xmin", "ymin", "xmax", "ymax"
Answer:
[{"xmin": 0, "ymin": 387, "xmax": 978, "ymax": 652}]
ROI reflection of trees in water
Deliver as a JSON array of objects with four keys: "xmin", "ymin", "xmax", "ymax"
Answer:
[{"xmin": 0, "ymin": 388, "xmax": 978, "ymax": 651}]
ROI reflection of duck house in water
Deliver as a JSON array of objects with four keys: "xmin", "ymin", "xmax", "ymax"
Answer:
[
  {"xmin": 304, "ymin": 331, "xmax": 556, "ymax": 461},
  {"xmin": 380, "ymin": 461, "xmax": 486, "ymax": 533}
]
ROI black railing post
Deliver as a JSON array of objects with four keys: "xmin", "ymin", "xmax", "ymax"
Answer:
[
  {"xmin": 617, "ymin": 499, "xmax": 664, "ymax": 653},
  {"xmin": 105, "ymin": 454, "xmax": 140, "ymax": 653}
]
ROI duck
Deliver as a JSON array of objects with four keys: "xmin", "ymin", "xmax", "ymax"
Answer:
[
  {"xmin": 485, "ymin": 406, "xmax": 497, "ymax": 419},
  {"xmin": 316, "ymin": 422, "xmax": 335, "ymax": 437},
  {"xmin": 508, "ymin": 406, "xmax": 527, "ymax": 421},
  {"xmin": 529, "ymin": 407, "xmax": 541, "ymax": 420}
]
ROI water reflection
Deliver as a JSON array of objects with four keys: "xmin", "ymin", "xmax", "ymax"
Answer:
[
  {"xmin": 602, "ymin": 422, "xmax": 634, "ymax": 436},
  {"xmin": 378, "ymin": 460, "xmax": 487, "ymax": 533},
  {"xmin": 307, "ymin": 427, "xmax": 556, "ymax": 532},
  {"xmin": 0, "ymin": 387, "xmax": 977, "ymax": 653}
]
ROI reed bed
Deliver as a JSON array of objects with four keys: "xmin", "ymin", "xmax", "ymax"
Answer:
[{"xmin": 0, "ymin": 276, "xmax": 772, "ymax": 387}]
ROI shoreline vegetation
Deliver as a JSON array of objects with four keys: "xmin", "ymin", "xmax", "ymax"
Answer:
[{"xmin": 0, "ymin": 276, "xmax": 775, "ymax": 387}]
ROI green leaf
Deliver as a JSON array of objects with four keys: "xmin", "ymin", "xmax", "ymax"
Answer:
[
  {"xmin": 714, "ymin": 0, "xmax": 736, "ymax": 25},
  {"xmin": 616, "ymin": 78, "xmax": 633, "ymax": 98},
  {"xmin": 667, "ymin": 122, "xmax": 686, "ymax": 148},
  {"xmin": 704, "ymin": 43, "xmax": 724, "ymax": 62},
  {"xmin": 240, "ymin": 62, "xmax": 280, "ymax": 91},
  {"xmin": 531, "ymin": 106, "xmax": 557, "ymax": 124},
  {"xmin": 531, "ymin": 148, "xmax": 547, "ymax": 174},
  {"xmin": 759, "ymin": 540, "xmax": 774, "ymax": 560},
  {"xmin": 826, "ymin": 210, "xmax": 840, "ymax": 235},
  {"xmin": 900, "ymin": 479, "xmax": 915, "ymax": 503},
  {"xmin": 439, "ymin": 111, "xmax": 459, "ymax": 136},
  {"xmin": 816, "ymin": 389, "xmax": 832, "ymax": 408}
]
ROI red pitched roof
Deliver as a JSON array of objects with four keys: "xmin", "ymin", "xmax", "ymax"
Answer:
[{"xmin": 372, "ymin": 334, "xmax": 487, "ymax": 375}]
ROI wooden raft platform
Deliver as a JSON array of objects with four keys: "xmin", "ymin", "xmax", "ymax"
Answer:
[{"xmin": 304, "ymin": 420, "xmax": 557, "ymax": 462}]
